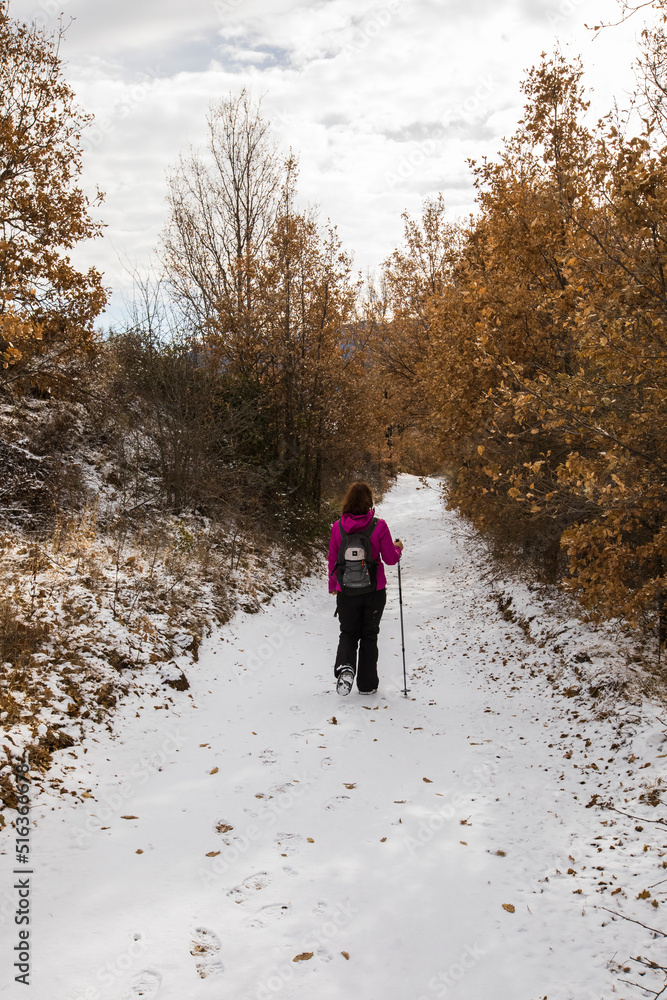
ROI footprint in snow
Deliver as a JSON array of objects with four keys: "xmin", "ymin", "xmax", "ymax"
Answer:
[
  {"xmin": 190, "ymin": 927, "xmax": 224, "ymax": 979},
  {"xmin": 269, "ymin": 781, "xmax": 296, "ymax": 795},
  {"xmin": 276, "ymin": 832, "xmax": 304, "ymax": 855},
  {"xmin": 227, "ymin": 871, "xmax": 271, "ymax": 901},
  {"xmin": 316, "ymin": 947, "xmax": 336, "ymax": 963},
  {"xmin": 343, "ymin": 729, "xmax": 363, "ymax": 743},
  {"xmin": 242, "ymin": 902, "xmax": 292, "ymax": 929},
  {"xmin": 324, "ymin": 795, "xmax": 351, "ymax": 811},
  {"xmin": 121, "ymin": 969, "xmax": 162, "ymax": 999}
]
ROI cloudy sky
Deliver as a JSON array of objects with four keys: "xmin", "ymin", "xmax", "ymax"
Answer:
[{"xmin": 9, "ymin": 0, "xmax": 649, "ymax": 325}]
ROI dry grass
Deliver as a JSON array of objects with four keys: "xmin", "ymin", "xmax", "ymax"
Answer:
[
  {"xmin": 0, "ymin": 388, "xmax": 329, "ymax": 817},
  {"xmin": 0, "ymin": 504, "xmax": 302, "ymax": 814}
]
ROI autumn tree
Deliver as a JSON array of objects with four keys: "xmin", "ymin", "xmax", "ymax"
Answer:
[
  {"xmin": 425, "ymin": 53, "xmax": 596, "ymax": 565},
  {"xmin": 419, "ymin": 46, "xmax": 667, "ymax": 645},
  {"xmin": 253, "ymin": 162, "xmax": 378, "ymax": 513},
  {"xmin": 0, "ymin": 2, "xmax": 107, "ymax": 390},
  {"xmin": 526, "ymin": 125, "xmax": 667, "ymax": 634},
  {"xmin": 158, "ymin": 96, "xmax": 383, "ymax": 527},
  {"xmin": 365, "ymin": 194, "xmax": 458, "ymax": 472},
  {"xmin": 475, "ymin": 58, "xmax": 667, "ymax": 635}
]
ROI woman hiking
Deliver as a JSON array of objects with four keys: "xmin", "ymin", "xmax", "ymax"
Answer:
[{"xmin": 328, "ymin": 481, "xmax": 403, "ymax": 696}]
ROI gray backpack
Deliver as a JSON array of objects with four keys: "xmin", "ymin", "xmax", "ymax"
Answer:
[{"xmin": 335, "ymin": 518, "xmax": 379, "ymax": 596}]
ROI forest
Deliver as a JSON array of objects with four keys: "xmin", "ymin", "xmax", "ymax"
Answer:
[{"xmin": 1, "ymin": 0, "xmax": 667, "ymax": 756}]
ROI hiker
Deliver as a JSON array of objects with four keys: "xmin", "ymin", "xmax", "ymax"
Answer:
[{"xmin": 329, "ymin": 481, "xmax": 403, "ymax": 695}]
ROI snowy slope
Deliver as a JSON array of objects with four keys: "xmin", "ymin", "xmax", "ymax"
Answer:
[{"xmin": 2, "ymin": 474, "xmax": 667, "ymax": 1000}]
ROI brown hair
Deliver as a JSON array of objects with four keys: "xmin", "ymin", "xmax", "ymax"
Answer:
[{"xmin": 342, "ymin": 481, "xmax": 373, "ymax": 515}]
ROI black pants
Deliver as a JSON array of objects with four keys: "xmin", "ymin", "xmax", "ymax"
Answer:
[{"xmin": 334, "ymin": 589, "xmax": 387, "ymax": 692}]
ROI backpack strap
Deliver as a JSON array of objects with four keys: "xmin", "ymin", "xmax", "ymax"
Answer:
[
  {"xmin": 335, "ymin": 519, "xmax": 347, "ymax": 571},
  {"xmin": 363, "ymin": 518, "xmax": 379, "ymax": 566},
  {"xmin": 361, "ymin": 517, "xmax": 379, "ymax": 540}
]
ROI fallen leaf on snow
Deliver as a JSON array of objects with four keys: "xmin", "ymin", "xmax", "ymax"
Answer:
[
  {"xmin": 210, "ymin": 767, "xmax": 219, "ymax": 775},
  {"xmin": 423, "ymin": 778, "xmax": 433, "ymax": 783},
  {"xmin": 121, "ymin": 815, "xmax": 138, "ymax": 820},
  {"xmin": 341, "ymin": 951, "xmax": 350, "ymax": 960},
  {"xmin": 344, "ymin": 783, "xmax": 356, "ymax": 789},
  {"xmin": 293, "ymin": 952, "xmax": 313, "ymax": 962},
  {"xmin": 307, "ymin": 838, "xmax": 314, "ymax": 843},
  {"xmin": 502, "ymin": 904, "xmax": 515, "ymax": 913},
  {"xmin": 206, "ymin": 851, "xmax": 221, "ymax": 857}
]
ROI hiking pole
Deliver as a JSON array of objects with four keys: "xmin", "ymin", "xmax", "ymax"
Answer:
[{"xmin": 397, "ymin": 553, "xmax": 409, "ymax": 696}]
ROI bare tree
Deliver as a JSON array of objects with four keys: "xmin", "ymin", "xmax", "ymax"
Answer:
[
  {"xmin": 637, "ymin": 16, "xmax": 667, "ymax": 134},
  {"xmin": 161, "ymin": 89, "xmax": 285, "ymax": 334},
  {"xmin": 597, "ymin": 1, "xmax": 667, "ymax": 137}
]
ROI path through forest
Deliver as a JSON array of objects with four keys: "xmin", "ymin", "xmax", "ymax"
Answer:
[{"xmin": 5, "ymin": 475, "xmax": 667, "ymax": 1000}]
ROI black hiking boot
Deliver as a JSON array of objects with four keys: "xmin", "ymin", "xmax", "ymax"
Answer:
[{"xmin": 336, "ymin": 666, "xmax": 355, "ymax": 696}]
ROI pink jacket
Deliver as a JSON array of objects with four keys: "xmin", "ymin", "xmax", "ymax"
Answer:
[{"xmin": 328, "ymin": 509, "xmax": 402, "ymax": 593}]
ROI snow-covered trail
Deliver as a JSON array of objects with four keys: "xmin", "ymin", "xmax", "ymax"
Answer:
[{"xmin": 4, "ymin": 474, "xmax": 666, "ymax": 1000}]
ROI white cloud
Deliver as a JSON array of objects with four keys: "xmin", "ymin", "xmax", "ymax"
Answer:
[{"xmin": 6, "ymin": 0, "xmax": 648, "ymax": 325}]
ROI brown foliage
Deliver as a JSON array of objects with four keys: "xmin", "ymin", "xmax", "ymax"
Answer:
[
  {"xmin": 414, "ymin": 49, "xmax": 667, "ymax": 641},
  {"xmin": 363, "ymin": 194, "xmax": 457, "ymax": 474},
  {"xmin": 160, "ymin": 97, "xmax": 386, "ymax": 521},
  {"xmin": 0, "ymin": 2, "xmax": 107, "ymax": 392}
]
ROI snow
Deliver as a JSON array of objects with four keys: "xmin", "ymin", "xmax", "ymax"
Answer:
[{"xmin": 2, "ymin": 474, "xmax": 667, "ymax": 999}]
